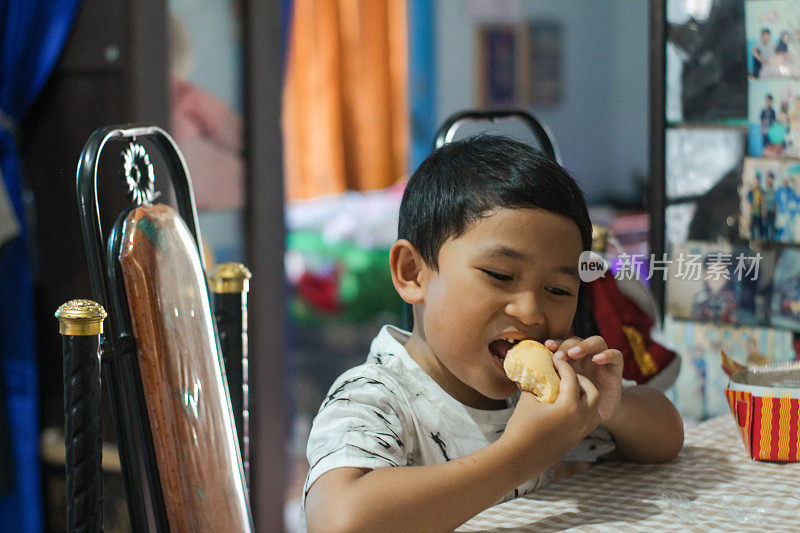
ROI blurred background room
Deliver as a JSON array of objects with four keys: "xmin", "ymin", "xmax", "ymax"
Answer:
[{"xmin": 4, "ymin": 0, "xmax": 798, "ymax": 532}]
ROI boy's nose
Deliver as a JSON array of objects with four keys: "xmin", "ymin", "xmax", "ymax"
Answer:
[{"xmin": 505, "ymin": 290, "xmax": 545, "ymax": 325}]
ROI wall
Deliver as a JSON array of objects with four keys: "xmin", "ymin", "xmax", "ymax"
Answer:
[
  {"xmin": 170, "ymin": 0, "xmax": 243, "ymax": 112},
  {"xmin": 608, "ymin": 0, "xmax": 649, "ymax": 204},
  {"xmin": 434, "ymin": 0, "xmax": 648, "ymax": 205}
]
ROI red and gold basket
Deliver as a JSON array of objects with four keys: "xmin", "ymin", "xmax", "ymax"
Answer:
[{"xmin": 725, "ymin": 361, "xmax": 800, "ymax": 462}]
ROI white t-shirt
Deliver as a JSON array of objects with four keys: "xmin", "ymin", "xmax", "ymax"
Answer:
[{"xmin": 303, "ymin": 325, "xmax": 617, "ymax": 507}]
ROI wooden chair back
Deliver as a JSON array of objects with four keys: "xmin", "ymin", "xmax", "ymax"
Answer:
[{"xmin": 59, "ymin": 125, "xmax": 251, "ymax": 531}]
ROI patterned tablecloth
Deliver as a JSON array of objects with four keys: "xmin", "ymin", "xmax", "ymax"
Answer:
[{"xmin": 456, "ymin": 415, "xmax": 800, "ymax": 532}]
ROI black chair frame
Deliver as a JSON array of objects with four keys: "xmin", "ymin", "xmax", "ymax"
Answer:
[{"xmin": 62, "ymin": 125, "xmax": 249, "ymax": 531}]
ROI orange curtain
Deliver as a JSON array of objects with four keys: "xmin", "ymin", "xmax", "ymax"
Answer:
[{"xmin": 282, "ymin": 0, "xmax": 408, "ymax": 201}]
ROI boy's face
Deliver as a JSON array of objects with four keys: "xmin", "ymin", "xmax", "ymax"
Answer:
[{"xmin": 410, "ymin": 208, "xmax": 583, "ymax": 405}]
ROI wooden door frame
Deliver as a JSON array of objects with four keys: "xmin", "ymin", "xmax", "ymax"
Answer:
[
  {"xmin": 242, "ymin": 2, "xmax": 288, "ymax": 531},
  {"xmin": 648, "ymin": 0, "xmax": 666, "ymax": 320}
]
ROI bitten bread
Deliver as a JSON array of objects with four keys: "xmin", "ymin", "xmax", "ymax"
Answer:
[{"xmin": 503, "ymin": 340, "xmax": 561, "ymax": 403}]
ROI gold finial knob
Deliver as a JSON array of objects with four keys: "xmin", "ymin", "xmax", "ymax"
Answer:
[
  {"xmin": 55, "ymin": 299, "xmax": 107, "ymax": 336},
  {"xmin": 591, "ymin": 225, "xmax": 609, "ymax": 253},
  {"xmin": 208, "ymin": 262, "xmax": 252, "ymax": 294}
]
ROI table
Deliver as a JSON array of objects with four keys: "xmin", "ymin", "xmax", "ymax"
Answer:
[{"xmin": 457, "ymin": 415, "xmax": 800, "ymax": 532}]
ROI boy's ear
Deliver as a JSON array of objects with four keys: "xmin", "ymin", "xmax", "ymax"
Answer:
[{"xmin": 389, "ymin": 239, "xmax": 427, "ymax": 304}]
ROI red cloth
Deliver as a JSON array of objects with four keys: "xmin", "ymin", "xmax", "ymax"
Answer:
[
  {"xmin": 588, "ymin": 273, "xmax": 677, "ymax": 385},
  {"xmin": 296, "ymin": 270, "xmax": 340, "ymax": 313}
]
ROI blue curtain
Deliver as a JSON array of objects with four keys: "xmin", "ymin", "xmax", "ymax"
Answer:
[
  {"xmin": 0, "ymin": 1, "xmax": 81, "ymax": 531},
  {"xmin": 408, "ymin": 0, "xmax": 436, "ymax": 171}
]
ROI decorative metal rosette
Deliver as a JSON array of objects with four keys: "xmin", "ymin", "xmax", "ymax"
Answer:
[{"xmin": 122, "ymin": 142, "xmax": 155, "ymax": 205}]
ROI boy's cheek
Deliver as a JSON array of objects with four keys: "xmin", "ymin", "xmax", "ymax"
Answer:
[{"xmin": 550, "ymin": 304, "xmax": 577, "ymax": 336}]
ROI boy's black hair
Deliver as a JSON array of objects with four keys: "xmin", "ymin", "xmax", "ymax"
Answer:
[{"xmin": 398, "ymin": 134, "xmax": 592, "ymax": 268}]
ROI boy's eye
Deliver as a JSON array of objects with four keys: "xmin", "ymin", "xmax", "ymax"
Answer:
[
  {"xmin": 480, "ymin": 269, "xmax": 512, "ymax": 281},
  {"xmin": 546, "ymin": 286, "xmax": 572, "ymax": 296}
]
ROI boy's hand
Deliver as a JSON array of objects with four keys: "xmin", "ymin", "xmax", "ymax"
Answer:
[
  {"xmin": 545, "ymin": 336, "xmax": 623, "ymax": 422},
  {"xmin": 503, "ymin": 358, "xmax": 601, "ymax": 456}
]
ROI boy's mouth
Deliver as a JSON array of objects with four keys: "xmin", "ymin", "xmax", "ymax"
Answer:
[{"xmin": 489, "ymin": 338, "xmax": 522, "ymax": 361}]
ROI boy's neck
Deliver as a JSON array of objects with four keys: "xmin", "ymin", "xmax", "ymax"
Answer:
[{"xmin": 403, "ymin": 331, "xmax": 508, "ymax": 411}]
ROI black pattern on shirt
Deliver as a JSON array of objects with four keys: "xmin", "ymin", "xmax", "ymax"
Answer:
[
  {"xmin": 321, "ymin": 376, "xmax": 392, "ymax": 410},
  {"xmin": 430, "ymin": 431, "xmax": 450, "ymax": 461}
]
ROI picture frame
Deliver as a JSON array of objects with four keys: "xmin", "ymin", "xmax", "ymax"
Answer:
[
  {"xmin": 745, "ymin": 0, "xmax": 800, "ymax": 79},
  {"xmin": 769, "ymin": 247, "xmax": 800, "ymax": 331},
  {"xmin": 475, "ymin": 24, "xmax": 528, "ymax": 108},
  {"xmin": 739, "ymin": 157, "xmax": 800, "ymax": 243},
  {"xmin": 747, "ymin": 79, "xmax": 800, "ymax": 158},
  {"xmin": 663, "ymin": 316, "xmax": 795, "ymax": 422},
  {"xmin": 474, "ymin": 20, "xmax": 562, "ymax": 108},
  {"xmin": 665, "ymin": 240, "xmax": 776, "ymax": 326},
  {"xmin": 528, "ymin": 20, "xmax": 562, "ymax": 107}
]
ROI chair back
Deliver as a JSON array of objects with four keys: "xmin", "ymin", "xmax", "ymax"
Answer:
[
  {"xmin": 62, "ymin": 125, "xmax": 251, "ymax": 531},
  {"xmin": 120, "ymin": 204, "xmax": 249, "ymax": 530}
]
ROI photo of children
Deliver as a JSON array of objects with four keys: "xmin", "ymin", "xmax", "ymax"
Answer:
[
  {"xmin": 665, "ymin": 240, "xmax": 775, "ymax": 326},
  {"xmin": 690, "ymin": 255, "xmax": 739, "ymax": 324},
  {"xmin": 663, "ymin": 316, "xmax": 794, "ymax": 423},
  {"xmin": 746, "ymin": 0, "xmax": 800, "ymax": 79},
  {"xmin": 769, "ymin": 247, "xmax": 800, "ymax": 330},
  {"xmin": 748, "ymin": 79, "xmax": 800, "ymax": 157},
  {"xmin": 739, "ymin": 157, "xmax": 800, "ymax": 243}
]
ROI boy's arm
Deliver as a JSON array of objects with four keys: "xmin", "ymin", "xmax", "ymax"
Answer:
[
  {"xmin": 306, "ymin": 437, "xmax": 542, "ymax": 533},
  {"xmin": 601, "ymin": 385, "xmax": 684, "ymax": 463},
  {"xmin": 306, "ymin": 360, "xmax": 601, "ymax": 533}
]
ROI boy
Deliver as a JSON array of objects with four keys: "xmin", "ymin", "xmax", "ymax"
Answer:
[
  {"xmin": 752, "ymin": 28, "xmax": 773, "ymax": 78},
  {"xmin": 763, "ymin": 172, "xmax": 777, "ymax": 241},
  {"xmin": 760, "ymin": 94, "xmax": 777, "ymax": 151},
  {"xmin": 303, "ymin": 136, "xmax": 684, "ymax": 532}
]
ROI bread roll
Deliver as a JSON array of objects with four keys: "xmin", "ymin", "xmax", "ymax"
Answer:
[{"xmin": 503, "ymin": 340, "xmax": 560, "ymax": 403}]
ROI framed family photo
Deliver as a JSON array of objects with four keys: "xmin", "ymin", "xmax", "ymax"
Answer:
[
  {"xmin": 769, "ymin": 247, "xmax": 800, "ymax": 331},
  {"xmin": 747, "ymin": 79, "xmax": 800, "ymax": 158},
  {"xmin": 663, "ymin": 316, "xmax": 795, "ymax": 421},
  {"xmin": 739, "ymin": 157, "xmax": 800, "ymax": 243},
  {"xmin": 746, "ymin": 0, "xmax": 800, "ymax": 79},
  {"xmin": 665, "ymin": 240, "xmax": 776, "ymax": 326}
]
